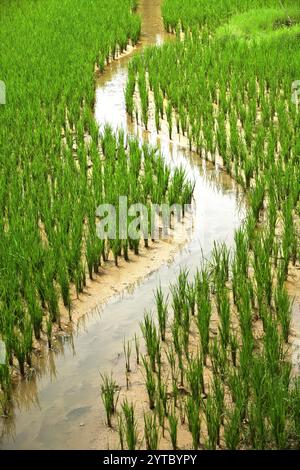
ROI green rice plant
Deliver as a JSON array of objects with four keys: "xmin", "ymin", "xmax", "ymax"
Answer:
[
  {"xmin": 274, "ymin": 284, "xmax": 292, "ymax": 343},
  {"xmin": 140, "ymin": 311, "xmax": 159, "ymax": 372},
  {"xmin": 211, "ymin": 338, "xmax": 227, "ymax": 383},
  {"xmin": 142, "ymin": 356, "xmax": 156, "ymax": 410},
  {"xmin": 205, "ymin": 395, "xmax": 220, "ymax": 450},
  {"xmin": 171, "ymin": 320, "xmax": 184, "ymax": 387},
  {"xmin": 187, "ymin": 282, "xmax": 196, "ymax": 316},
  {"xmin": 212, "ymin": 375, "xmax": 225, "ymax": 425},
  {"xmin": 144, "ymin": 412, "xmax": 159, "ymax": 450},
  {"xmin": 196, "ymin": 273, "xmax": 212, "ymax": 365},
  {"xmin": 186, "ymin": 396, "xmax": 201, "ymax": 449},
  {"xmin": 117, "ymin": 414, "xmax": 125, "ymax": 451},
  {"xmin": 155, "ymin": 285, "xmax": 168, "ymax": 341},
  {"xmin": 227, "ymin": 367, "xmax": 249, "ymax": 421},
  {"xmin": 166, "ymin": 344, "xmax": 177, "ymax": 381},
  {"xmin": 248, "ymin": 399, "xmax": 267, "ymax": 450},
  {"xmin": 181, "ymin": 303, "xmax": 191, "ymax": 358},
  {"xmin": 186, "ymin": 352, "xmax": 204, "ymax": 403},
  {"xmin": 263, "ymin": 318, "xmax": 284, "ymax": 376},
  {"xmin": 134, "ymin": 333, "xmax": 140, "ymax": 365},
  {"xmin": 167, "ymin": 406, "xmax": 178, "ymax": 450},
  {"xmin": 223, "ymin": 406, "xmax": 241, "ymax": 450},
  {"xmin": 267, "ymin": 376, "xmax": 289, "ymax": 449},
  {"xmin": 100, "ymin": 373, "xmax": 119, "ymax": 427},
  {"xmin": 121, "ymin": 399, "xmax": 138, "ymax": 450},
  {"xmin": 216, "ymin": 285, "xmax": 231, "ymax": 349},
  {"xmin": 123, "ymin": 338, "xmax": 132, "ymax": 373}
]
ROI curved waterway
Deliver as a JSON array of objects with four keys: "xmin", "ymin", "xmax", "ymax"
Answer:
[{"xmin": 0, "ymin": 0, "xmax": 246, "ymax": 449}]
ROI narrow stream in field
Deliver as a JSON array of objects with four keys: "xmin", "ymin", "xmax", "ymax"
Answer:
[{"xmin": 0, "ymin": 0, "xmax": 246, "ymax": 449}]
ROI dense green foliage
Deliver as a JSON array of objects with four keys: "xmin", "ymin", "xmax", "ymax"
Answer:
[
  {"xmin": 116, "ymin": 0, "xmax": 300, "ymax": 450},
  {"xmin": 0, "ymin": 0, "xmax": 194, "ymax": 410},
  {"xmin": 217, "ymin": 7, "xmax": 300, "ymax": 38},
  {"xmin": 161, "ymin": 0, "xmax": 299, "ymax": 31}
]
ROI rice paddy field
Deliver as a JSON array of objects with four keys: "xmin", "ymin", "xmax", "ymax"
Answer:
[{"xmin": 1, "ymin": 0, "xmax": 300, "ymax": 452}]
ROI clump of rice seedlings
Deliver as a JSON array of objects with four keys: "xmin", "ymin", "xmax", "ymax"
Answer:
[
  {"xmin": 155, "ymin": 285, "xmax": 168, "ymax": 341},
  {"xmin": 167, "ymin": 406, "xmax": 178, "ymax": 450},
  {"xmin": 121, "ymin": 399, "xmax": 138, "ymax": 450},
  {"xmin": 224, "ymin": 405, "xmax": 241, "ymax": 450},
  {"xmin": 181, "ymin": 303, "xmax": 191, "ymax": 358},
  {"xmin": 274, "ymin": 284, "xmax": 292, "ymax": 343},
  {"xmin": 144, "ymin": 412, "xmax": 159, "ymax": 450},
  {"xmin": 211, "ymin": 242, "xmax": 230, "ymax": 285},
  {"xmin": 142, "ymin": 356, "xmax": 156, "ymax": 410},
  {"xmin": 140, "ymin": 312, "xmax": 159, "ymax": 372},
  {"xmin": 228, "ymin": 368, "xmax": 248, "ymax": 423},
  {"xmin": 248, "ymin": 399, "xmax": 266, "ymax": 450},
  {"xmin": 216, "ymin": 284, "xmax": 231, "ymax": 349},
  {"xmin": 123, "ymin": 338, "xmax": 131, "ymax": 373},
  {"xmin": 267, "ymin": 376, "xmax": 289, "ymax": 449},
  {"xmin": 158, "ymin": 376, "xmax": 168, "ymax": 417},
  {"xmin": 195, "ymin": 269, "xmax": 212, "ymax": 365},
  {"xmin": 171, "ymin": 320, "xmax": 184, "ymax": 387},
  {"xmin": 186, "ymin": 352, "xmax": 204, "ymax": 403},
  {"xmin": 186, "ymin": 396, "xmax": 201, "ymax": 449},
  {"xmin": 205, "ymin": 395, "xmax": 221, "ymax": 449},
  {"xmin": 211, "ymin": 338, "xmax": 227, "ymax": 383},
  {"xmin": 263, "ymin": 319, "xmax": 284, "ymax": 376},
  {"xmin": 100, "ymin": 373, "xmax": 119, "ymax": 428},
  {"xmin": 212, "ymin": 375, "xmax": 225, "ymax": 425},
  {"xmin": 166, "ymin": 344, "xmax": 176, "ymax": 382}
]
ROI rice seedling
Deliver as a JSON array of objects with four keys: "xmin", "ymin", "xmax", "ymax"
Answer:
[
  {"xmin": 123, "ymin": 338, "xmax": 132, "ymax": 373},
  {"xmin": 121, "ymin": 399, "xmax": 138, "ymax": 450},
  {"xmin": 224, "ymin": 406, "xmax": 241, "ymax": 450},
  {"xmin": 205, "ymin": 395, "xmax": 221, "ymax": 450},
  {"xmin": 186, "ymin": 396, "xmax": 201, "ymax": 449},
  {"xmin": 144, "ymin": 412, "xmax": 159, "ymax": 450},
  {"xmin": 155, "ymin": 285, "xmax": 168, "ymax": 341},
  {"xmin": 140, "ymin": 312, "xmax": 159, "ymax": 372},
  {"xmin": 142, "ymin": 356, "xmax": 156, "ymax": 410},
  {"xmin": 117, "ymin": 414, "xmax": 125, "ymax": 451},
  {"xmin": 267, "ymin": 376, "xmax": 289, "ymax": 449},
  {"xmin": 100, "ymin": 373, "xmax": 119, "ymax": 428},
  {"xmin": 186, "ymin": 352, "xmax": 204, "ymax": 403},
  {"xmin": 134, "ymin": 333, "xmax": 140, "ymax": 365},
  {"xmin": 167, "ymin": 406, "xmax": 178, "ymax": 450},
  {"xmin": 274, "ymin": 284, "xmax": 292, "ymax": 343}
]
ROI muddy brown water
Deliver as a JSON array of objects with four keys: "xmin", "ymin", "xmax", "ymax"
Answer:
[{"xmin": 2, "ymin": 0, "xmax": 297, "ymax": 450}]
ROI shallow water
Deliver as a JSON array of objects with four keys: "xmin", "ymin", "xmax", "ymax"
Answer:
[{"xmin": 0, "ymin": 0, "xmax": 246, "ymax": 449}]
